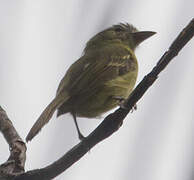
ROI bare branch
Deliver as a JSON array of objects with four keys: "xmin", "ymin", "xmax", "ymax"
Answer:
[
  {"xmin": 0, "ymin": 106, "xmax": 26, "ymax": 179},
  {"xmin": 13, "ymin": 18, "xmax": 194, "ymax": 180}
]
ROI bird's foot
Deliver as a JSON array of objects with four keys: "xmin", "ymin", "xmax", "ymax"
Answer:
[
  {"xmin": 113, "ymin": 96, "xmax": 137, "ymax": 112},
  {"xmin": 78, "ymin": 132, "xmax": 85, "ymax": 141},
  {"xmin": 130, "ymin": 104, "xmax": 137, "ymax": 113},
  {"xmin": 113, "ymin": 96, "xmax": 126, "ymax": 106}
]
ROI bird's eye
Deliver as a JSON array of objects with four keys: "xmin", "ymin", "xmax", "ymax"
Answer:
[{"xmin": 115, "ymin": 27, "xmax": 123, "ymax": 32}]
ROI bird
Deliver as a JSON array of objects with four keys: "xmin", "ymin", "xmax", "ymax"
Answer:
[{"xmin": 26, "ymin": 23, "xmax": 156, "ymax": 142}]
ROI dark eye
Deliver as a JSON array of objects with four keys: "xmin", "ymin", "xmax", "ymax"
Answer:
[{"xmin": 115, "ymin": 27, "xmax": 123, "ymax": 32}]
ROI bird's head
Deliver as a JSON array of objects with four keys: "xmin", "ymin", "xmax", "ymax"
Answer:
[{"xmin": 85, "ymin": 23, "xmax": 156, "ymax": 52}]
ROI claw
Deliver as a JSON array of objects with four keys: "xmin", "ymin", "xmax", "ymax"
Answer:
[
  {"xmin": 78, "ymin": 133, "xmax": 85, "ymax": 141},
  {"xmin": 130, "ymin": 104, "xmax": 137, "ymax": 113},
  {"xmin": 113, "ymin": 96, "xmax": 137, "ymax": 112}
]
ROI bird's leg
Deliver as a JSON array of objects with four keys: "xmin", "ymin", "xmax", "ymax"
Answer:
[
  {"xmin": 113, "ymin": 96, "xmax": 137, "ymax": 112},
  {"xmin": 72, "ymin": 112, "xmax": 85, "ymax": 140},
  {"xmin": 113, "ymin": 96, "xmax": 126, "ymax": 108}
]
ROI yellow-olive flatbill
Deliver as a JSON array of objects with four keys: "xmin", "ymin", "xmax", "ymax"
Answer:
[{"xmin": 26, "ymin": 23, "xmax": 156, "ymax": 142}]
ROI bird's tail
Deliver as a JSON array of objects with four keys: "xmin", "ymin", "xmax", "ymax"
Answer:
[{"xmin": 26, "ymin": 92, "xmax": 69, "ymax": 142}]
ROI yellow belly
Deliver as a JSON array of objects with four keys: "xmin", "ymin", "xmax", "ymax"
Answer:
[{"xmin": 75, "ymin": 69, "xmax": 138, "ymax": 118}]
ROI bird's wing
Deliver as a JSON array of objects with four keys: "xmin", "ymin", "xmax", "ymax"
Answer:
[{"xmin": 68, "ymin": 50, "xmax": 137, "ymax": 96}]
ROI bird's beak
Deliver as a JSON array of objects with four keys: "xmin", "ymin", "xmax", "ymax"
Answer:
[{"xmin": 132, "ymin": 31, "xmax": 156, "ymax": 45}]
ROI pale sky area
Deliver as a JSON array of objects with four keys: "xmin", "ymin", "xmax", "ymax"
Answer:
[{"xmin": 0, "ymin": 0, "xmax": 193, "ymax": 180}]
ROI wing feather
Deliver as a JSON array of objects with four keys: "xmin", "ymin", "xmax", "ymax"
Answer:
[{"xmin": 69, "ymin": 52, "xmax": 136, "ymax": 97}]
